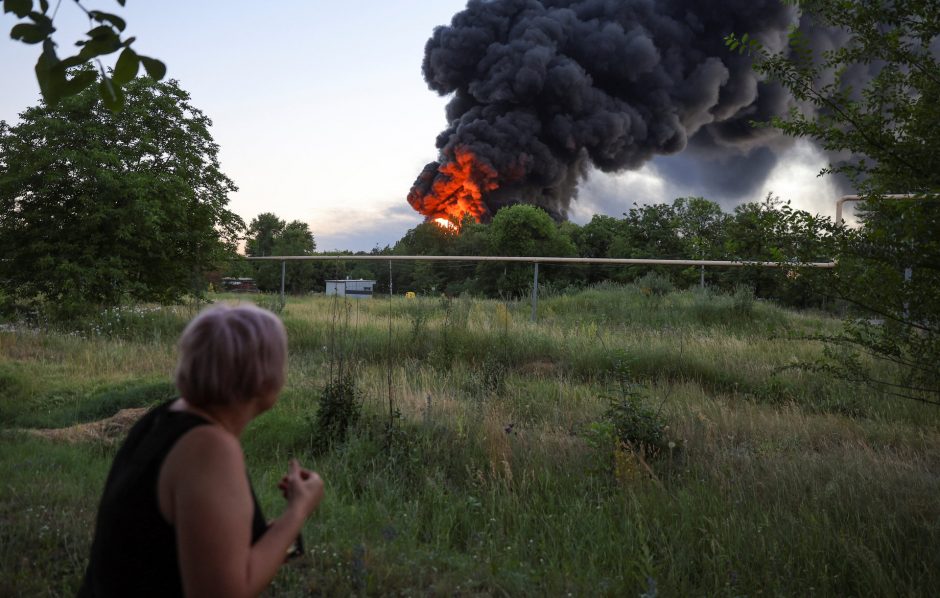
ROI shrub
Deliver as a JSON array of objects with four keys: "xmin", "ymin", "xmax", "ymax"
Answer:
[
  {"xmin": 732, "ymin": 283, "xmax": 755, "ymax": 316},
  {"xmin": 636, "ymin": 271, "xmax": 675, "ymax": 298},
  {"xmin": 606, "ymin": 354, "xmax": 668, "ymax": 457},
  {"xmin": 605, "ymin": 393, "xmax": 667, "ymax": 457},
  {"xmin": 310, "ymin": 374, "xmax": 361, "ymax": 454}
]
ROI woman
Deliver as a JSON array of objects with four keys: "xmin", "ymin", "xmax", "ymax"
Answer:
[{"xmin": 79, "ymin": 304, "xmax": 324, "ymax": 597}]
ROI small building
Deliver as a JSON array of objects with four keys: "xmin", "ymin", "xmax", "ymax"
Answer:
[{"xmin": 325, "ymin": 279, "xmax": 376, "ymax": 299}]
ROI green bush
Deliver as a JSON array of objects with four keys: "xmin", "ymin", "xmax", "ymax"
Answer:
[
  {"xmin": 310, "ymin": 374, "xmax": 362, "ymax": 454},
  {"xmin": 732, "ymin": 283, "xmax": 756, "ymax": 316},
  {"xmin": 605, "ymin": 356, "xmax": 667, "ymax": 456},
  {"xmin": 605, "ymin": 393, "xmax": 667, "ymax": 457},
  {"xmin": 635, "ymin": 271, "xmax": 675, "ymax": 297}
]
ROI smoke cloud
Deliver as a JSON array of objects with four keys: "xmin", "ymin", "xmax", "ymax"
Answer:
[{"xmin": 408, "ymin": 0, "xmax": 844, "ymax": 222}]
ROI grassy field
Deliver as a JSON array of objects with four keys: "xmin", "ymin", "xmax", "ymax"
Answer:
[{"xmin": 1, "ymin": 285, "xmax": 939, "ymax": 596}]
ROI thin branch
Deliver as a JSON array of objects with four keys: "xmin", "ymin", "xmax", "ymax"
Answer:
[
  {"xmin": 789, "ymin": 74, "xmax": 930, "ymax": 181},
  {"xmin": 846, "ymin": 374, "xmax": 940, "ymax": 396},
  {"xmin": 876, "ymin": 388, "xmax": 940, "ymax": 407},
  {"xmin": 71, "ymin": 0, "xmax": 92, "ymax": 19},
  {"xmin": 819, "ymin": 288, "xmax": 939, "ymax": 334}
]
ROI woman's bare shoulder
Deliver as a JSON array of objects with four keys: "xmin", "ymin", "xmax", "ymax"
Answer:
[
  {"xmin": 158, "ymin": 424, "xmax": 248, "ymax": 524},
  {"xmin": 170, "ymin": 425, "xmax": 243, "ymax": 471}
]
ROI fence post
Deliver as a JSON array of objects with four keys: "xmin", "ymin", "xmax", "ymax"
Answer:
[
  {"xmin": 280, "ymin": 260, "xmax": 286, "ymax": 303},
  {"xmin": 531, "ymin": 262, "xmax": 539, "ymax": 323},
  {"xmin": 700, "ymin": 265, "xmax": 705, "ymax": 290}
]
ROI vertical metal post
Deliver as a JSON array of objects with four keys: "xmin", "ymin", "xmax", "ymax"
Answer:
[
  {"xmin": 387, "ymin": 260, "xmax": 394, "ymax": 428},
  {"xmin": 531, "ymin": 262, "xmax": 539, "ymax": 323},
  {"xmin": 700, "ymin": 265, "xmax": 705, "ymax": 290},
  {"xmin": 903, "ymin": 266, "xmax": 912, "ymax": 320},
  {"xmin": 280, "ymin": 260, "xmax": 286, "ymax": 303}
]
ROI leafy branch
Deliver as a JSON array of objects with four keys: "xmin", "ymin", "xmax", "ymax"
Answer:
[{"xmin": 4, "ymin": 0, "xmax": 165, "ymax": 111}]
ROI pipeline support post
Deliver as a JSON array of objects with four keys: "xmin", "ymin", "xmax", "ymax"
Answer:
[
  {"xmin": 904, "ymin": 266, "xmax": 913, "ymax": 320},
  {"xmin": 700, "ymin": 265, "xmax": 705, "ymax": 289},
  {"xmin": 531, "ymin": 262, "xmax": 539, "ymax": 323},
  {"xmin": 280, "ymin": 260, "xmax": 286, "ymax": 304}
]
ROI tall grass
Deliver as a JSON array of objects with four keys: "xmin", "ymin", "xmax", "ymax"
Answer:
[{"xmin": 1, "ymin": 285, "xmax": 938, "ymax": 595}]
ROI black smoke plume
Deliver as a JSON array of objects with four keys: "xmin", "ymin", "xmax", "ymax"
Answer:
[{"xmin": 409, "ymin": 0, "xmax": 817, "ymax": 221}]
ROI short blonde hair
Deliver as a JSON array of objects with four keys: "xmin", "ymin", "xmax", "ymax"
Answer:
[{"xmin": 174, "ymin": 304, "xmax": 287, "ymax": 407}]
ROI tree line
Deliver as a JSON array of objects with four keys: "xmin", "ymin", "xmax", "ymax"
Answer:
[{"xmin": 238, "ymin": 196, "xmax": 833, "ymax": 310}]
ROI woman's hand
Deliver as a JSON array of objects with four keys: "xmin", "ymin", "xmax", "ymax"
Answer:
[{"xmin": 277, "ymin": 459, "xmax": 324, "ymax": 518}]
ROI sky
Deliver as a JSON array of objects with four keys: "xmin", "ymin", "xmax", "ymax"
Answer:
[{"xmin": 0, "ymin": 1, "xmax": 850, "ymax": 252}]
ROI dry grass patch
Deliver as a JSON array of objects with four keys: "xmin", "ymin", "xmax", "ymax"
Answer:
[{"xmin": 24, "ymin": 408, "xmax": 147, "ymax": 444}]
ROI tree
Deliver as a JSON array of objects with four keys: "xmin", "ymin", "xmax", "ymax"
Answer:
[
  {"xmin": 485, "ymin": 205, "xmax": 577, "ymax": 296},
  {"xmin": 0, "ymin": 74, "xmax": 243, "ymax": 320},
  {"xmin": 673, "ymin": 197, "xmax": 729, "ymax": 261},
  {"xmin": 246, "ymin": 213, "xmax": 286, "ymax": 257},
  {"xmin": 4, "ymin": 0, "xmax": 166, "ymax": 110},
  {"xmin": 252, "ymin": 220, "xmax": 317, "ymax": 294},
  {"xmin": 391, "ymin": 221, "xmax": 458, "ymax": 294},
  {"xmin": 728, "ymin": 0, "xmax": 940, "ymax": 404},
  {"xmin": 724, "ymin": 194, "xmax": 832, "ymax": 306}
]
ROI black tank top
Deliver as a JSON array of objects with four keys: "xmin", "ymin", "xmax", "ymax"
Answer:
[{"xmin": 78, "ymin": 401, "xmax": 268, "ymax": 597}]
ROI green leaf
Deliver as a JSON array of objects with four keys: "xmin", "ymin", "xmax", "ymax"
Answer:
[
  {"xmin": 35, "ymin": 50, "xmax": 64, "ymax": 104},
  {"xmin": 98, "ymin": 76, "xmax": 124, "ymax": 112},
  {"xmin": 10, "ymin": 23, "xmax": 47, "ymax": 44},
  {"xmin": 38, "ymin": 0, "xmax": 47, "ymax": 12},
  {"xmin": 3, "ymin": 0, "xmax": 32, "ymax": 18},
  {"xmin": 78, "ymin": 30, "xmax": 122, "ymax": 59},
  {"xmin": 112, "ymin": 47, "xmax": 138, "ymax": 86},
  {"xmin": 41, "ymin": 37, "xmax": 57, "ymax": 64},
  {"xmin": 115, "ymin": 0, "xmax": 125, "ymax": 5},
  {"xmin": 63, "ymin": 70, "xmax": 97, "ymax": 96},
  {"xmin": 57, "ymin": 54, "xmax": 85, "ymax": 69},
  {"xmin": 27, "ymin": 9, "xmax": 50, "ymax": 26},
  {"xmin": 139, "ymin": 56, "xmax": 166, "ymax": 80},
  {"xmin": 87, "ymin": 25, "xmax": 115, "ymax": 40},
  {"xmin": 89, "ymin": 10, "xmax": 126, "ymax": 32}
]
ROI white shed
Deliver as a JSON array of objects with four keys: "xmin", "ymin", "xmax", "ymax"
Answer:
[{"xmin": 325, "ymin": 279, "xmax": 376, "ymax": 299}]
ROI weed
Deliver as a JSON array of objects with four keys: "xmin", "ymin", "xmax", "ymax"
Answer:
[
  {"xmin": 636, "ymin": 271, "xmax": 675, "ymax": 298},
  {"xmin": 254, "ymin": 293, "xmax": 286, "ymax": 315},
  {"xmin": 431, "ymin": 296, "xmax": 458, "ymax": 370},
  {"xmin": 732, "ymin": 283, "xmax": 756, "ymax": 316},
  {"xmin": 606, "ymin": 355, "xmax": 668, "ymax": 457},
  {"xmin": 605, "ymin": 393, "xmax": 667, "ymax": 458},
  {"xmin": 466, "ymin": 339, "xmax": 511, "ymax": 399}
]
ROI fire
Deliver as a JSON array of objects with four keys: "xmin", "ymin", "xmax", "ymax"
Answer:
[
  {"xmin": 434, "ymin": 217, "xmax": 458, "ymax": 230},
  {"xmin": 408, "ymin": 147, "xmax": 500, "ymax": 225}
]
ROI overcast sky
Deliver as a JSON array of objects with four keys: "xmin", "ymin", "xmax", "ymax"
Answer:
[{"xmin": 0, "ymin": 1, "xmax": 849, "ymax": 251}]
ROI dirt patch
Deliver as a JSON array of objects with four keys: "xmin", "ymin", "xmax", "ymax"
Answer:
[{"xmin": 26, "ymin": 408, "xmax": 147, "ymax": 444}]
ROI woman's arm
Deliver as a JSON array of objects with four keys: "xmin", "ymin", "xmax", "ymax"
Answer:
[{"xmin": 159, "ymin": 427, "xmax": 323, "ymax": 598}]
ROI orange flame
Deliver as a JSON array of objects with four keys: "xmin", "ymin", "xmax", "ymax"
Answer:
[
  {"xmin": 408, "ymin": 147, "xmax": 500, "ymax": 226},
  {"xmin": 434, "ymin": 217, "xmax": 458, "ymax": 230}
]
